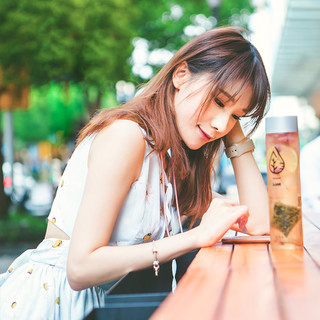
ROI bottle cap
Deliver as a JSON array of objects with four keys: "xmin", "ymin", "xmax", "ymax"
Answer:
[{"xmin": 265, "ymin": 115, "xmax": 298, "ymax": 134}]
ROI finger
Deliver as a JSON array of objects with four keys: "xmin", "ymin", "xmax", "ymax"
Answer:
[
  {"xmin": 238, "ymin": 217, "xmax": 247, "ymax": 230},
  {"xmin": 239, "ymin": 225, "xmax": 248, "ymax": 234},
  {"xmin": 236, "ymin": 211, "xmax": 249, "ymax": 232},
  {"xmin": 233, "ymin": 205, "xmax": 249, "ymax": 215}
]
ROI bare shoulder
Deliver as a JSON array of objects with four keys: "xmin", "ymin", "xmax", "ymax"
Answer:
[
  {"xmin": 88, "ymin": 119, "xmax": 146, "ymax": 180},
  {"xmin": 91, "ymin": 119, "xmax": 145, "ymax": 155},
  {"xmin": 95, "ymin": 118, "xmax": 144, "ymax": 143}
]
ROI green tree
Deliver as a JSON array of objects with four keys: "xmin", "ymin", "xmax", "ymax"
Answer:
[
  {"xmin": 68, "ymin": 0, "xmax": 138, "ymax": 114},
  {"xmin": 129, "ymin": 0, "xmax": 254, "ymax": 81},
  {"xmin": 0, "ymin": 0, "xmax": 76, "ymax": 86},
  {"xmin": 11, "ymin": 82, "xmax": 118, "ymax": 146},
  {"xmin": 0, "ymin": 0, "xmax": 138, "ymax": 113},
  {"xmin": 131, "ymin": 0, "xmax": 211, "ymax": 51},
  {"xmin": 13, "ymin": 83, "xmax": 87, "ymax": 145}
]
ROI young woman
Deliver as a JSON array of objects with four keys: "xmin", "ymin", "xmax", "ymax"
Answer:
[{"xmin": 0, "ymin": 26, "xmax": 270, "ymax": 319}]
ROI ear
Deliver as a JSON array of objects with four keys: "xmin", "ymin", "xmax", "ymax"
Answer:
[{"xmin": 172, "ymin": 61, "xmax": 190, "ymax": 90}]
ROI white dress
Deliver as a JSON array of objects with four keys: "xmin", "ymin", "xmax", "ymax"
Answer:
[{"xmin": 0, "ymin": 122, "xmax": 180, "ymax": 320}]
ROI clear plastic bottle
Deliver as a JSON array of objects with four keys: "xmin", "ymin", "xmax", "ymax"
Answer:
[{"xmin": 265, "ymin": 116, "xmax": 303, "ymax": 249}]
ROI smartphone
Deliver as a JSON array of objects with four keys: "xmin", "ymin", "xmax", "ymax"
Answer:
[{"xmin": 221, "ymin": 235, "xmax": 270, "ymax": 244}]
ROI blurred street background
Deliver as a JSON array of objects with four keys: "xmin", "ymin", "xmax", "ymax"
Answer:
[{"xmin": 1, "ymin": 0, "xmax": 320, "ymax": 272}]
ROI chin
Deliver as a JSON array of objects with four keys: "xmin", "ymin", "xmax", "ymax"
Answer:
[
  {"xmin": 184, "ymin": 141, "xmax": 204, "ymax": 150},
  {"xmin": 189, "ymin": 145, "xmax": 202, "ymax": 150}
]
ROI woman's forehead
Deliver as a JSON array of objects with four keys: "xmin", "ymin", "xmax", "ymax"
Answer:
[
  {"xmin": 219, "ymin": 80, "xmax": 252, "ymax": 98},
  {"xmin": 206, "ymin": 79, "xmax": 253, "ymax": 104},
  {"xmin": 190, "ymin": 73, "xmax": 254, "ymax": 110}
]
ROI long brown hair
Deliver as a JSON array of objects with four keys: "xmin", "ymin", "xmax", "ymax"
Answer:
[{"xmin": 77, "ymin": 26, "xmax": 270, "ymax": 224}]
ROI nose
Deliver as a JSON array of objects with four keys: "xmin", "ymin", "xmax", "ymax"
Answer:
[{"xmin": 210, "ymin": 113, "xmax": 230, "ymax": 133}]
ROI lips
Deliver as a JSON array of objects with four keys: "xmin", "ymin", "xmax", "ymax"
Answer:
[{"xmin": 198, "ymin": 125, "xmax": 212, "ymax": 141}]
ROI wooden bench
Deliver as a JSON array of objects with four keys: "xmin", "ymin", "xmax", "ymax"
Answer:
[{"xmin": 151, "ymin": 209, "xmax": 320, "ymax": 320}]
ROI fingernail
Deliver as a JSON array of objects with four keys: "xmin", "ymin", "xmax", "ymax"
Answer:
[{"xmin": 240, "ymin": 226, "xmax": 248, "ymax": 233}]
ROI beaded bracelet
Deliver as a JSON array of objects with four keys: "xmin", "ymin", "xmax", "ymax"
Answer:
[{"xmin": 152, "ymin": 241, "xmax": 160, "ymax": 276}]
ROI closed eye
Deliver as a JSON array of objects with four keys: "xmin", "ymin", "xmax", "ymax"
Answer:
[
  {"xmin": 214, "ymin": 98, "xmax": 224, "ymax": 108},
  {"xmin": 232, "ymin": 114, "xmax": 241, "ymax": 120}
]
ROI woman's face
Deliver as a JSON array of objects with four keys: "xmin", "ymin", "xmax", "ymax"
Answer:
[{"xmin": 173, "ymin": 66, "xmax": 252, "ymax": 150}]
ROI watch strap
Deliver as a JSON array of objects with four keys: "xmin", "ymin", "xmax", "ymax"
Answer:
[{"xmin": 225, "ymin": 138, "xmax": 255, "ymax": 158}]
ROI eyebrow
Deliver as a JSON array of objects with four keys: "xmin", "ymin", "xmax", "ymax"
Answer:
[{"xmin": 219, "ymin": 89, "xmax": 235, "ymax": 102}]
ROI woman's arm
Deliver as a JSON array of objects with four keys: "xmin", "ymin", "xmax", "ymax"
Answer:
[
  {"xmin": 223, "ymin": 121, "xmax": 269, "ymax": 235},
  {"xmin": 67, "ymin": 120, "xmax": 249, "ymax": 291}
]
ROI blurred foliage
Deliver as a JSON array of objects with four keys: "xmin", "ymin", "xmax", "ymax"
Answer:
[
  {"xmin": 0, "ymin": 0, "xmax": 137, "ymax": 89},
  {"xmin": 131, "ymin": 0, "xmax": 253, "ymax": 51},
  {"xmin": 0, "ymin": 0, "xmax": 77, "ymax": 86},
  {"xmin": 9, "ymin": 83, "xmax": 119, "ymax": 146},
  {"xmin": 129, "ymin": 0, "xmax": 254, "ymax": 80},
  {"xmin": 218, "ymin": 0, "xmax": 254, "ymax": 25},
  {"xmin": 0, "ymin": 0, "xmax": 254, "ymax": 89},
  {"xmin": 131, "ymin": 0, "xmax": 211, "ymax": 52},
  {"xmin": 13, "ymin": 83, "xmax": 86, "ymax": 144},
  {"xmin": 0, "ymin": 211, "xmax": 47, "ymax": 244},
  {"xmin": 0, "ymin": 0, "xmax": 255, "ymax": 141}
]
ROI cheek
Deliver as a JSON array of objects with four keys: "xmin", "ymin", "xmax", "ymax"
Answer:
[
  {"xmin": 228, "ymin": 119, "xmax": 237, "ymax": 129},
  {"xmin": 198, "ymin": 105, "xmax": 212, "ymax": 122},
  {"xmin": 223, "ymin": 119, "xmax": 237, "ymax": 135},
  {"xmin": 175, "ymin": 97, "xmax": 199, "ymax": 123},
  {"xmin": 185, "ymin": 104, "xmax": 203, "ymax": 124}
]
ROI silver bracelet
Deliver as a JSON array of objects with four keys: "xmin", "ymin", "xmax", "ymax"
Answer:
[
  {"xmin": 225, "ymin": 138, "xmax": 255, "ymax": 158},
  {"xmin": 152, "ymin": 241, "xmax": 160, "ymax": 276}
]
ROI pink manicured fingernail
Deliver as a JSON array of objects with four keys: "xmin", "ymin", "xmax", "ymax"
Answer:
[{"xmin": 240, "ymin": 226, "xmax": 248, "ymax": 233}]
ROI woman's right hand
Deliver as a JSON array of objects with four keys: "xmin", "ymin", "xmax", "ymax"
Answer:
[{"xmin": 195, "ymin": 197, "xmax": 249, "ymax": 248}]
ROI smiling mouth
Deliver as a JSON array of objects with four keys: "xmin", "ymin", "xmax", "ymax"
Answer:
[{"xmin": 198, "ymin": 126, "xmax": 212, "ymax": 141}]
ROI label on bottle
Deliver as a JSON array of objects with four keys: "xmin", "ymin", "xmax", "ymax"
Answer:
[{"xmin": 271, "ymin": 202, "xmax": 301, "ymax": 237}]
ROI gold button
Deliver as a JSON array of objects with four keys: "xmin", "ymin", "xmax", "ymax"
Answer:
[
  {"xmin": 52, "ymin": 217, "xmax": 56, "ymax": 224},
  {"xmin": 43, "ymin": 283, "xmax": 48, "ymax": 291},
  {"xmin": 52, "ymin": 240, "xmax": 62, "ymax": 248},
  {"xmin": 8, "ymin": 267, "xmax": 13, "ymax": 273},
  {"xmin": 143, "ymin": 233, "xmax": 151, "ymax": 241},
  {"xmin": 27, "ymin": 268, "xmax": 33, "ymax": 274},
  {"xmin": 56, "ymin": 297, "xmax": 60, "ymax": 305},
  {"xmin": 60, "ymin": 179, "xmax": 64, "ymax": 187},
  {"xmin": 11, "ymin": 302, "xmax": 17, "ymax": 308}
]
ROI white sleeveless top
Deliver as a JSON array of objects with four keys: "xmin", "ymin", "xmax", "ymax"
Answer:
[{"xmin": 48, "ymin": 123, "xmax": 180, "ymax": 245}]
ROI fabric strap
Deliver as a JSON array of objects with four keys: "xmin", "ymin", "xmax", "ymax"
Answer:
[{"xmin": 159, "ymin": 153, "xmax": 183, "ymax": 293}]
